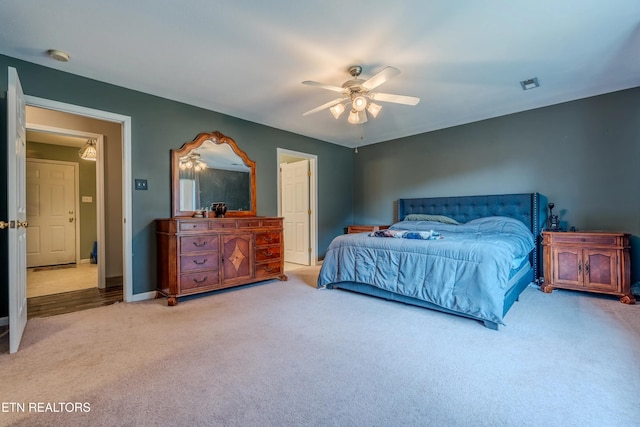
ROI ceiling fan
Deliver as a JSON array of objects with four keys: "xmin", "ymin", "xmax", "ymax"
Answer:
[{"xmin": 302, "ymin": 65, "xmax": 420, "ymax": 124}]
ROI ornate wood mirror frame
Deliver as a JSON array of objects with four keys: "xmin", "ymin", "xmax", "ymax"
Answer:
[{"xmin": 171, "ymin": 131, "xmax": 257, "ymax": 217}]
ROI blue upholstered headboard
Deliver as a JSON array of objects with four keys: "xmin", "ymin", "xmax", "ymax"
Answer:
[{"xmin": 397, "ymin": 193, "xmax": 547, "ymax": 282}]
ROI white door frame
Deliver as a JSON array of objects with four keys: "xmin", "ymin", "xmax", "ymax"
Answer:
[
  {"xmin": 24, "ymin": 95, "xmax": 135, "ymax": 302},
  {"xmin": 27, "ymin": 126, "xmax": 104, "ymax": 285},
  {"xmin": 26, "ymin": 158, "xmax": 81, "ymax": 267},
  {"xmin": 276, "ymin": 148, "xmax": 317, "ymax": 266}
]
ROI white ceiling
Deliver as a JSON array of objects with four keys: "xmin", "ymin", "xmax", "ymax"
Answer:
[{"xmin": 2, "ymin": 1, "xmax": 639, "ymax": 148}]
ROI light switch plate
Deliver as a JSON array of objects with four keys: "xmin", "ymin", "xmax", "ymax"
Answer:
[{"xmin": 135, "ymin": 179, "xmax": 148, "ymax": 190}]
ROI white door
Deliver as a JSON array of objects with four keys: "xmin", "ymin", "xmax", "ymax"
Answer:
[
  {"xmin": 281, "ymin": 160, "xmax": 310, "ymax": 265},
  {"xmin": 26, "ymin": 160, "xmax": 77, "ymax": 267},
  {"xmin": 7, "ymin": 67, "xmax": 28, "ymax": 353}
]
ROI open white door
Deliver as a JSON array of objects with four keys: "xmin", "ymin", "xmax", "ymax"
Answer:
[
  {"xmin": 281, "ymin": 160, "xmax": 310, "ymax": 265},
  {"xmin": 26, "ymin": 160, "xmax": 77, "ymax": 267},
  {"xmin": 7, "ymin": 67, "xmax": 28, "ymax": 353}
]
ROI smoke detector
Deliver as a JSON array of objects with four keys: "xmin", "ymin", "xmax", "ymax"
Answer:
[{"xmin": 46, "ymin": 49, "xmax": 70, "ymax": 62}]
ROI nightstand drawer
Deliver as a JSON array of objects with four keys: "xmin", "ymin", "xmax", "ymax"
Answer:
[{"xmin": 549, "ymin": 233, "xmax": 619, "ymax": 246}]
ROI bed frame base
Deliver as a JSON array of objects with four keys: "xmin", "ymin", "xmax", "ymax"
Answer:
[{"xmin": 326, "ymin": 268, "xmax": 534, "ymax": 330}]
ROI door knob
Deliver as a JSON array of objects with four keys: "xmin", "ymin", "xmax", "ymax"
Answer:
[
  {"xmin": 69, "ymin": 218, "xmax": 74, "ymax": 223},
  {"xmin": 17, "ymin": 220, "xmax": 29, "ymax": 228},
  {"xmin": 0, "ymin": 221, "xmax": 9, "ymax": 229}
]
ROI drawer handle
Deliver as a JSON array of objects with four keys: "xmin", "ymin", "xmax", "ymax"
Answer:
[
  {"xmin": 263, "ymin": 266, "xmax": 274, "ymax": 273},
  {"xmin": 193, "ymin": 241, "xmax": 207, "ymax": 247},
  {"xmin": 193, "ymin": 276, "xmax": 208, "ymax": 284},
  {"xmin": 578, "ymin": 262, "xmax": 582, "ymax": 273},
  {"xmin": 263, "ymin": 236, "xmax": 273, "ymax": 243},
  {"xmin": 262, "ymin": 250, "xmax": 274, "ymax": 257},
  {"xmin": 585, "ymin": 262, "xmax": 589, "ymax": 274},
  {"xmin": 193, "ymin": 258, "xmax": 207, "ymax": 265}
]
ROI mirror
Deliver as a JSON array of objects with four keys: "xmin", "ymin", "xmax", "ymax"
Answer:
[{"xmin": 171, "ymin": 131, "xmax": 256, "ymax": 217}]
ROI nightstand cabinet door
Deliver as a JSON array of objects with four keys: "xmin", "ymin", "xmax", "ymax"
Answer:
[
  {"xmin": 552, "ymin": 247, "xmax": 581, "ymax": 286},
  {"xmin": 584, "ymin": 249, "xmax": 618, "ymax": 292},
  {"xmin": 542, "ymin": 231, "xmax": 634, "ymax": 304}
]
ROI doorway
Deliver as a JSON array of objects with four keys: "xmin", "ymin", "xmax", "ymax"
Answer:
[
  {"xmin": 277, "ymin": 148, "xmax": 317, "ymax": 267},
  {"xmin": 25, "ymin": 129, "xmax": 101, "ymax": 300},
  {"xmin": 23, "ymin": 96, "xmax": 134, "ymax": 305}
]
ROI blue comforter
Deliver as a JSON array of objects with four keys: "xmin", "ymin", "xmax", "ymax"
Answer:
[{"xmin": 317, "ymin": 216, "xmax": 534, "ymax": 325}]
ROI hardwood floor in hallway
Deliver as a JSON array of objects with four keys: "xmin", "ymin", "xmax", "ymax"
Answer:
[
  {"xmin": 27, "ymin": 285, "xmax": 123, "ymax": 319},
  {"xmin": 27, "ymin": 263, "xmax": 123, "ymax": 319}
]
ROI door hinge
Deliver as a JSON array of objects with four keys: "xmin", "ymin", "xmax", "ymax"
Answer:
[
  {"xmin": 308, "ymin": 248, "xmax": 312, "ymax": 253},
  {"xmin": 307, "ymin": 170, "xmax": 311, "ymax": 177},
  {"xmin": 308, "ymin": 209, "xmax": 312, "ymax": 215}
]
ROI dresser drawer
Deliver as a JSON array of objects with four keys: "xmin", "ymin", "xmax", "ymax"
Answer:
[
  {"xmin": 210, "ymin": 221, "xmax": 236, "ymax": 229},
  {"xmin": 180, "ymin": 235, "xmax": 218, "ymax": 253},
  {"xmin": 255, "ymin": 261, "xmax": 282, "ymax": 278},
  {"xmin": 180, "ymin": 254, "xmax": 219, "ymax": 272},
  {"xmin": 261, "ymin": 219, "xmax": 282, "ymax": 228},
  {"xmin": 179, "ymin": 221, "xmax": 209, "ymax": 232},
  {"xmin": 255, "ymin": 232, "xmax": 281, "ymax": 246},
  {"xmin": 180, "ymin": 270, "xmax": 220, "ymax": 292},
  {"xmin": 237, "ymin": 219, "xmax": 262, "ymax": 228},
  {"xmin": 255, "ymin": 245, "xmax": 281, "ymax": 261}
]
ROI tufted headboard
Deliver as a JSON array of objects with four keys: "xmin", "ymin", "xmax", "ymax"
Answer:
[{"xmin": 397, "ymin": 193, "xmax": 547, "ymax": 282}]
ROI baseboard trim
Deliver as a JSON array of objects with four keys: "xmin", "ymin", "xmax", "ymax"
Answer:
[
  {"xmin": 129, "ymin": 291, "xmax": 156, "ymax": 302},
  {"xmin": 106, "ymin": 276, "xmax": 123, "ymax": 287},
  {"xmin": 0, "ymin": 317, "xmax": 8, "ymax": 327}
]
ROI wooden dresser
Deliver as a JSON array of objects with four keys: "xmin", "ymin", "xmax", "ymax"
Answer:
[
  {"xmin": 156, "ymin": 216, "xmax": 287, "ymax": 305},
  {"xmin": 541, "ymin": 231, "xmax": 634, "ymax": 304}
]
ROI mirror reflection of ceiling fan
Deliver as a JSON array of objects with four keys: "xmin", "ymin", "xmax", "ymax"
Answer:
[{"xmin": 302, "ymin": 65, "xmax": 420, "ymax": 124}]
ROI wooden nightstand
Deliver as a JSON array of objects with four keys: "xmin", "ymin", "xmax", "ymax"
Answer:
[
  {"xmin": 347, "ymin": 225, "xmax": 391, "ymax": 234},
  {"xmin": 541, "ymin": 231, "xmax": 634, "ymax": 304}
]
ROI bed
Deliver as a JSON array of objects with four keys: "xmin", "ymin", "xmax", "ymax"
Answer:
[{"xmin": 317, "ymin": 193, "xmax": 547, "ymax": 329}]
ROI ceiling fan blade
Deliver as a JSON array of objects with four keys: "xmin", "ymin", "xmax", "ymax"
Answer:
[
  {"xmin": 361, "ymin": 66, "xmax": 400, "ymax": 90},
  {"xmin": 369, "ymin": 92, "xmax": 420, "ymax": 106},
  {"xmin": 302, "ymin": 80, "xmax": 345, "ymax": 93},
  {"xmin": 302, "ymin": 97, "xmax": 347, "ymax": 116}
]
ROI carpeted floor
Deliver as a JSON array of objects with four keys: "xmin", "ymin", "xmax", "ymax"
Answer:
[{"xmin": 1, "ymin": 265, "xmax": 639, "ymax": 426}]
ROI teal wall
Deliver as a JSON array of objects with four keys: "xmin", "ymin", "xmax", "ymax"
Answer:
[
  {"xmin": 0, "ymin": 54, "xmax": 353, "ymax": 312},
  {"xmin": 26, "ymin": 142, "xmax": 98, "ymax": 261},
  {"xmin": 353, "ymin": 88, "xmax": 640, "ymax": 281}
]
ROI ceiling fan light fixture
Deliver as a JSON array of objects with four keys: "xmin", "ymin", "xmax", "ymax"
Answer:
[
  {"xmin": 329, "ymin": 103, "xmax": 346, "ymax": 119},
  {"xmin": 366, "ymin": 102, "xmax": 382, "ymax": 118},
  {"xmin": 348, "ymin": 109, "xmax": 367, "ymax": 124},
  {"xmin": 348, "ymin": 109, "xmax": 360, "ymax": 124},
  {"xmin": 302, "ymin": 65, "xmax": 419, "ymax": 125},
  {"xmin": 352, "ymin": 95, "xmax": 367, "ymax": 112}
]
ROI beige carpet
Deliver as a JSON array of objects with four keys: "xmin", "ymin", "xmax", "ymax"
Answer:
[
  {"xmin": 27, "ymin": 263, "xmax": 98, "ymax": 298},
  {"xmin": 1, "ymin": 266, "xmax": 639, "ymax": 426}
]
